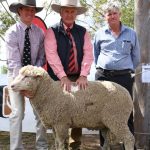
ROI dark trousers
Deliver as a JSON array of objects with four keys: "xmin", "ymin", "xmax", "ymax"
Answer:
[
  {"xmin": 0, "ymin": 85, "xmax": 5, "ymax": 118},
  {"xmin": 95, "ymin": 69, "xmax": 134, "ymax": 146}
]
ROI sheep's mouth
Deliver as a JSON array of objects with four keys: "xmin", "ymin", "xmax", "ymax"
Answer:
[
  {"xmin": 11, "ymin": 86, "xmax": 20, "ymax": 92},
  {"xmin": 10, "ymin": 85, "xmax": 25, "ymax": 92}
]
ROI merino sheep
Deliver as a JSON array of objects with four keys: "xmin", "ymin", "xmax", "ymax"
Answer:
[{"xmin": 10, "ymin": 65, "xmax": 135, "ymax": 150}]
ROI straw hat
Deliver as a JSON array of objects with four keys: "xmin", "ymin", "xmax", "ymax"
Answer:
[
  {"xmin": 51, "ymin": 0, "xmax": 87, "ymax": 15},
  {"xmin": 9, "ymin": 0, "xmax": 43, "ymax": 13}
]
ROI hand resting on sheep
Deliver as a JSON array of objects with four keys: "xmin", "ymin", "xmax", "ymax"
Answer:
[{"xmin": 10, "ymin": 65, "xmax": 135, "ymax": 150}]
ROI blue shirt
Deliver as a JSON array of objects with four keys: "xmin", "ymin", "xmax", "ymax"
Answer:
[{"xmin": 93, "ymin": 24, "xmax": 140, "ymax": 71}]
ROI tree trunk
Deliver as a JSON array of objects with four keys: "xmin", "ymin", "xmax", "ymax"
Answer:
[{"xmin": 134, "ymin": 0, "xmax": 150, "ymax": 149}]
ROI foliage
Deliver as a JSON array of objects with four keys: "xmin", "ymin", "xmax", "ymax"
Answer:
[
  {"xmin": 0, "ymin": 11, "xmax": 17, "ymax": 41},
  {"xmin": 121, "ymin": 0, "xmax": 134, "ymax": 28},
  {"xmin": 80, "ymin": 0, "xmax": 134, "ymax": 34},
  {"xmin": 0, "ymin": 0, "xmax": 134, "ymax": 40},
  {"xmin": 0, "ymin": 0, "xmax": 53, "ymax": 41}
]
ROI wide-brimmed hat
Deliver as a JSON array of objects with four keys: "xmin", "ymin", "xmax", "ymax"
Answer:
[
  {"xmin": 9, "ymin": 0, "xmax": 43, "ymax": 13},
  {"xmin": 51, "ymin": 0, "xmax": 87, "ymax": 15}
]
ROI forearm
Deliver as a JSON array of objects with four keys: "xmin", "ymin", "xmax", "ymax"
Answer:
[{"xmin": 80, "ymin": 31, "xmax": 94, "ymax": 76}]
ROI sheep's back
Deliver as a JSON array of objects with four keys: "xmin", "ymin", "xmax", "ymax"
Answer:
[
  {"xmin": 67, "ymin": 80, "xmax": 133, "ymax": 126},
  {"xmin": 31, "ymin": 79, "xmax": 133, "ymax": 129}
]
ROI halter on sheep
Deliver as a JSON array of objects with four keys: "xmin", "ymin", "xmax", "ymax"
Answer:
[{"xmin": 11, "ymin": 65, "xmax": 135, "ymax": 150}]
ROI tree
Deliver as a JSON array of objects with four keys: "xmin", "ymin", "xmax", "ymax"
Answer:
[
  {"xmin": 0, "ymin": 11, "xmax": 16, "ymax": 41},
  {"xmin": 0, "ymin": 0, "xmax": 17, "ymax": 41},
  {"xmin": 80, "ymin": 0, "xmax": 134, "ymax": 34},
  {"xmin": 134, "ymin": 0, "xmax": 150, "ymax": 149},
  {"xmin": 0, "ymin": 0, "xmax": 55, "ymax": 42},
  {"xmin": 0, "ymin": 0, "xmax": 134, "ymax": 40}
]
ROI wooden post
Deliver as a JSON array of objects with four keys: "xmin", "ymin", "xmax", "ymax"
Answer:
[{"xmin": 134, "ymin": 0, "xmax": 150, "ymax": 149}]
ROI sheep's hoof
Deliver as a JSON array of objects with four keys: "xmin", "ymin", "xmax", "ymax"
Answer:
[{"xmin": 69, "ymin": 141, "xmax": 81, "ymax": 150}]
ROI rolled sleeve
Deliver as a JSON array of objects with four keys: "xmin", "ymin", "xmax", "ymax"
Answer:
[
  {"xmin": 5, "ymin": 29, "xmax": 22, "ymax": 77},
  {"xmin": 80, "ymin": 31, "xmax": 94, "ymax": 77},
  {"xmin": 44, "ymin": 28, "xmax": 66, "ymax": 79}
]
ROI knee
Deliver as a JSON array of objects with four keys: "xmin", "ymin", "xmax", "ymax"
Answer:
[{"xmin": 10, "ymin": 109, "xmax": 24, "ymax": 120}]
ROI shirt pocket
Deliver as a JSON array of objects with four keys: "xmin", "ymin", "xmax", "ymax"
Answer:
[{"xmin": 122, "ymin": 40, "xmax": 132, "ymax": 54}]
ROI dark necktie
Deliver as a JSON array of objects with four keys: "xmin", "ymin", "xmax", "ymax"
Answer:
[
  {"xmin": 22, "ymin": 27, "xmax": 31, "ymax": 66},
  {"xmin": 66, "ymin": 28, "xmax": 76, "ymax": 73}
]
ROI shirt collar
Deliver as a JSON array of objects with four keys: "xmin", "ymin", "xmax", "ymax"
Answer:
[
  {"xmin": 17, "ymin": 21, "xmax": 33, "ymax": 31},
  {"xmin": 63, "ymin": 23, "xmax": 73, "ymax": 31},
  {"xmin": 104, "ymin": 22, "xmax": 127, "ymax": 33}
]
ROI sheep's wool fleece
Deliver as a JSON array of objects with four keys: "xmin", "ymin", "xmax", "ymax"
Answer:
[{"xmin": 11, "ymin": 65, "xmax": 134, "ymax": 150}]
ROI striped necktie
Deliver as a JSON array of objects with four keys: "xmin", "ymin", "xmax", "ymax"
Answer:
[
  {"xmin": 22, "ymin": 27, "xmax": 31, "ymax": 66},
  {"xmin": 66, "ymin": 27, "xmax": 76, "ymax": 73}
]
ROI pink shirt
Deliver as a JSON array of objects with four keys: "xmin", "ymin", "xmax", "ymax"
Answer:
[{"xmin": 44, "ymin": 26, "xmax": 93, "ymax": 80}]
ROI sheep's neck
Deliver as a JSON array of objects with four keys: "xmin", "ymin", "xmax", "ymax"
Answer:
[
  {"xmin": 30, "ymin": 75, "xmax": 61, "ymax": 124},
  {"xmin": 36, "ymin": 76, "xmax": 51, "ymax": 96},
  {"xmin": 31, "ymin": 75, "xmax": 59, "ymax": 104}
]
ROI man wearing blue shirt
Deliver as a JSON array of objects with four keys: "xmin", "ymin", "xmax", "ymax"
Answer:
[{"xmin": 93, "ymin": 2, "xmax": 140, "ymax": 149}]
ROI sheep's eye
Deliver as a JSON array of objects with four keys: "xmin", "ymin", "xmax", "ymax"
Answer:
[{"xmin": 22, "ymin": 76, "xmax": 28, "ymax": 80}]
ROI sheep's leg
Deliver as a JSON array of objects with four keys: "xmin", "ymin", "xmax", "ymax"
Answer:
[
  {"xmin": 101, "ymin": 128, "xmax": 111, "ymax": 150},
  {"xmin": 121, "ymin": 126, "xmax": 135, "ymax": 150},
  {"xmin": 112, "ymin": 125, "xmax": 134, "ymax": 150},
  {"xmin": 105, "ymin": 121, "xmax": 134, "ymax": 150},
  {"xmin": 53, "ymin": 125, "xmax": 69, "ymax": 150},
  {"xmin": 52, "ymin": 127, "xmax": 57, "ymax": 149}
]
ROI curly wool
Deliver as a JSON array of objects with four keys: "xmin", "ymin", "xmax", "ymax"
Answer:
[{"xmin": 11, "ymin": 65, "xmax": 135, "ymax": 150}]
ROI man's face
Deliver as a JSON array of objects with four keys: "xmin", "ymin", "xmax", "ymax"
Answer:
[
  {"xmin": 18, "ymin": 6, "xmax": 36, "ymax": 25},
  {"xmin": 60, "ymin": 7, "xmax": 77, "ymax": 27},
  {"xmin": 104, "ymin": 9, "xmax": 121, "ymax": 26}
]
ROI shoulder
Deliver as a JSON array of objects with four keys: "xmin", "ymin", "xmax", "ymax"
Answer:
[
  {"xmin": 123, "ymin": 25, "xmax": 136, "ymax": 34},
  {"xmin": 5, "ymin": 23, "xmax": 19, "ymax": 39},
  {"xmin": 51, "ymin": 22, "xmax": 60, "ymax": 30},
  {"xmin": 74, "ymin": 24, "xmax": 86, "ymax": 32},
  {"xmin": 6, "ymin": 23, "xmax": 18, "ymax": 34},
  {"xmin": 32, "ymin": 24, "xmax": 44, "ymax": 35},
  {"xmin": 45, "ymin": 27, "xmax": 55, "ymax": 38},
  {"xmin": 94, "ymin": 27, "xmax": 105, "ymax": 40}
]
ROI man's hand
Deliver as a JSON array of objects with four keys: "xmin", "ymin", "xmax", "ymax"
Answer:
[
  {"xmin": 76, "ymin": 76, "xmax": 88, "ymax": 90},
  {"xmin": 60, "ymin": 76, "xmax": 72, "ymax": 92},
  {"xmin": 20, "ymin": 90, "xmax": 34, "ymax": 98}
]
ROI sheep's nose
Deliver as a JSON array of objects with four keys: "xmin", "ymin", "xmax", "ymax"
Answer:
[{"xmin": 11, "ymin": 85, "xmax": 15, "ymax": 88}]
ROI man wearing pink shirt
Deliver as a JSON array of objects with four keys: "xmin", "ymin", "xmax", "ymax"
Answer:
[{"xmin": 44, "ymin": 0, "xmax": 93, "ymax": 149}]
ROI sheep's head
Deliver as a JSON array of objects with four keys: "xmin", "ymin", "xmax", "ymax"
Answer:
[{"xmin": 11, "ymin": 65, "xmax": 47, "ymax": 97}]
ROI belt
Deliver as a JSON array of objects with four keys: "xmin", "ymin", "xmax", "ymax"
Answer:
[{"xmin": 97, "ymin": 67, "xmax": 132, "ymax": 77}]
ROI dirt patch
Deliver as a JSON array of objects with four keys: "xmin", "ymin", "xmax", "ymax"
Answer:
[{"xmin": 0, "ymin": 131, "xmax": 100, "ymax": 150}]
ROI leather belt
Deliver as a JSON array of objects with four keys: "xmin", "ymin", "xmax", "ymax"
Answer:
[{"xmin": 96, "ymin": 67, "xmax": 132, "ymax": 77}]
